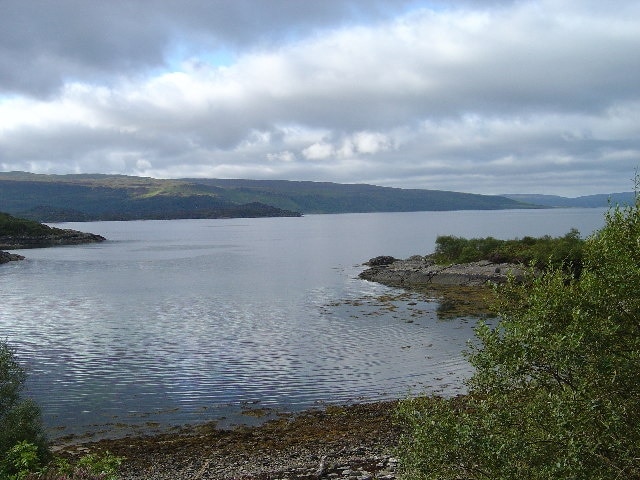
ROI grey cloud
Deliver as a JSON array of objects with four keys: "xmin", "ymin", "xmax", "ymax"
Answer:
[
  {"xmin": 0, "ymin": 1, "xmax": 168, "ymax": 96},
  {"xmin": 0, "ymin": 0, "xmax": 419, "ymax": 97}
]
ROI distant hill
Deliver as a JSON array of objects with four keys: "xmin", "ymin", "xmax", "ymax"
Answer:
[
  {"xmin": 185, "ymin": 178, "xmax": 534, "ymax": 214},
  {"xmin": 0, "ymin": 172, "xmax": 301, "ymax": 222},
  {"xmin": 0, "ymin": 171, "xmax": 532, "ymax": 222},
  {"xmin": 503, "ymin": 192, "xmax": 635, "ymax": 208}
]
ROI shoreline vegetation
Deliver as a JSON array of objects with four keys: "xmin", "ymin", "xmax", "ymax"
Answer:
[{"xmin": 359, "ymin": 229, "xmax": 584, "ymax": 291}]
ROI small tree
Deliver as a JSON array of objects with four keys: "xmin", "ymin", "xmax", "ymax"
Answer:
[
  {"xmin": 0, "ymin": 340, "xmax": 48, "ymax": 471},
  {"xmin": 399, "ymin": 198, "xmax": 640, "ymax": 479}
]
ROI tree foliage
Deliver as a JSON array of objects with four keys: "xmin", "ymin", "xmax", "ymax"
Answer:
[{"xmin": 399, "ymin": 200, "xmax": 640, "ymax": 479}]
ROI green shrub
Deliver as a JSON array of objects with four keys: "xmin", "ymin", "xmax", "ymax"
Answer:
[
  {"xmin": 0, "ymin": 341, "xmax": 49, "ymax": 468},
  {"xmin": 399, "ymin": 201, "xmax": 640, "ymax": 479},
  {"xmin": 1, "ymin": 440, "xmax": 42, "ymax": 479},
  {"xmin": 38, "ymin": 451, "xmax": 123, "ymax": 480},
  {"xmin": 1, "ymin": 446, "xmax": 124, "ymax": 480},
  {"xmin": 432, "ymin": 229, "xmax": 584, "ymax": 276}
]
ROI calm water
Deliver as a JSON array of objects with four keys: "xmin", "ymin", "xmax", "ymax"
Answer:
[{"xmin": 0, "ymin": 209, "xmax": 606, "ymax": 439}]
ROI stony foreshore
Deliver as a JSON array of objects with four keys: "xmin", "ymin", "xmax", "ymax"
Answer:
[
  {"xmin": 58, "ymin": 401, "xmax": 403, "ymax": 480},
  {"xmin": 359, "ymin": 255, "xmax": 525, "ymax": 289}
]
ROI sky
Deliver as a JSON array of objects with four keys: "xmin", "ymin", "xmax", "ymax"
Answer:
[{"xmin": 0, "ymin": 0, "xmax": 639, "ymax": 196}]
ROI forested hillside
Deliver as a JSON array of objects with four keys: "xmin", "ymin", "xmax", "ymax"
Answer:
[
  {"xmin": 0, "ymin": 172, "xmax": 531, "ymax": 222},
  {"xmin": 0, "ymin": 173, "xmax": 301, "ymax": 221}
]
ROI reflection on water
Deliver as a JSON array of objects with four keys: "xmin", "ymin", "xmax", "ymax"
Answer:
[{"xmin": 0, "ymin": 210, "xmax": 606, "ymax": 439}]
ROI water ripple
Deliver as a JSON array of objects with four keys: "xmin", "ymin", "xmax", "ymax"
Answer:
[{"xmin": 0, "ymin": 216, "xmax": 532, "ymax": 438}]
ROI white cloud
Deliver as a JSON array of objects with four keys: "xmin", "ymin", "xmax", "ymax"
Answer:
[
  {"xmin": 267, "ymin": 151, "xmax": 296, "ymax": 163},
  {"xmin": 352, "ymin": 132, "xmax": 392, "ymax": 155},
  {"xmin": 302, "ymin": 142, "xmax": 334, "ymax": 161}
]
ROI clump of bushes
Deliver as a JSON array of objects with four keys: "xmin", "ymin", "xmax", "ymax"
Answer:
[
  {"xmin": 1, "ymin": 440, "xmax": 122, "ymax": 479},
  {"xmin": 398, "ymin": 200, "xmax": 640, "ymax": 478},
  {"xmin": 0, "ymin": 341, "xmax": 123, "ymax": 480},
  {"xmin": 432, "ymin": 228, "xmax": 584, "ymax": 275}
]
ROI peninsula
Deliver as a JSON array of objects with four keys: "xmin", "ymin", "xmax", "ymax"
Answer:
[
  {"xmin": 359, "ymin": 230, "xmax": 584, "ymax": 290},
  {"xmin": 0, "ymin": 212, "xmax": 105, "ymax": 262}
]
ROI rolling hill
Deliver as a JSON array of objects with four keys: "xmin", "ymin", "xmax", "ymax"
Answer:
[
  {"xmin": 503, "ymin": 192, "xmax": 635, "ymax": 208},
  {"xmin": 0, "ymin": 171, "xmax": 534, "ymax": 222}
]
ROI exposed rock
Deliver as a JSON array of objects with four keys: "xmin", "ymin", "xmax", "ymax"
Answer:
[
  {"xmin": 359, "ymin": 255, "xmax": 525, "ymax": 288},
  {"xmin": 364, "ymin": 256, "xmax": 397, "ymax": 267},
  {"xmin": 0, "ymin": 229, "xmax": 106, "ymax": 250},
  {"xmin": 0, "ymin": 250, "xmax": 25, "ymax": 264}
]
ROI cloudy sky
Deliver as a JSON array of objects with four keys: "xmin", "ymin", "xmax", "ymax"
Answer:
[{"xmin": 1, "ymin": 0, "xmax": 638, "ymax": 196}]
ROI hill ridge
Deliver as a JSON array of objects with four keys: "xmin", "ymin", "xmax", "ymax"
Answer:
[{"xmin": 0, "ymin": 171, "xmax": 533, "ymax": 222}]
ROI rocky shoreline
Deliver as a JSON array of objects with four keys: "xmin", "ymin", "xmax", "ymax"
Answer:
[
  {"xmin": 58, "ymin": 401, "xmax": 403, "ymax": 480},
  {"xmin": 0, "ymin": 229, "xmax": 106, "ymax": 250},
  {"xmin": 0, "ymin": 229, "xmax": 105, "ymax": 264},
  {"xmin": 359, "ymin": 255, "xmax": 525, "ymax": 289},
  {"xmin": 0, "ymin": 249, "xmax": 25, "ymax": 263}
]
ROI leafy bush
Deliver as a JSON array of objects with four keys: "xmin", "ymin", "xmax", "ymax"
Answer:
[
  {"xmin": 1, "ymin": 444, "xmax": 123, "ymax": 480},
  {"xmin": 399, "ymin": 201, "xmax": 640, "ymax": 479},
  {"xmin": 433, "ymin": 228, "xmax": 584, "ymax": 275},
  {"xmin": 1, "ymin": 440, "xmax": 41, "ymax": 479},
  {"xmin": 35, "ymin": 451, "xmax": 123, "ymax": 480}
]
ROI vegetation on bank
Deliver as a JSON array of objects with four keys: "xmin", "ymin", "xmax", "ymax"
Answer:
[
  {"xmin": 0, "ymin": 341, "xmax": 122, "ymax": 479},
  {"xmin": 398, "ymin": 197, "xmax": 640, "ymax": 478},
  {"xmin": 0, "ymin": 212, "xmax": 65, "ymax": 237},
  {"xmin": 0, "ymin": 212, "xmax": 106, "ymax": 250},
  {"xmin": 433, "ymin": 228, "xmax": 584, "ymax": 275}
]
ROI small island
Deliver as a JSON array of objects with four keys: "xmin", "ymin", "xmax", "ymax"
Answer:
[{"xmin": 0, "ymin": 212, "xmax": 105, "ymax": 262}]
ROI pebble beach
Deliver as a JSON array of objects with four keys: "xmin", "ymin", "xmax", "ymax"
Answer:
[{"xmin": 57, "ymin": 401, "xmax": 403, "ymax": 480}]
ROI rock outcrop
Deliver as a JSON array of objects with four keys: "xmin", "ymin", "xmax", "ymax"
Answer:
[
  {"xmin": 0, "ymin": 229, "xmax": 106, "ymax": 250},
  {"xmin": 0, "ymin": 250, "xmax": 25, "ymax": 264},
  {"xmin": 359, "ymin": 255, "xmax": 525, "ymax": 288}
]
